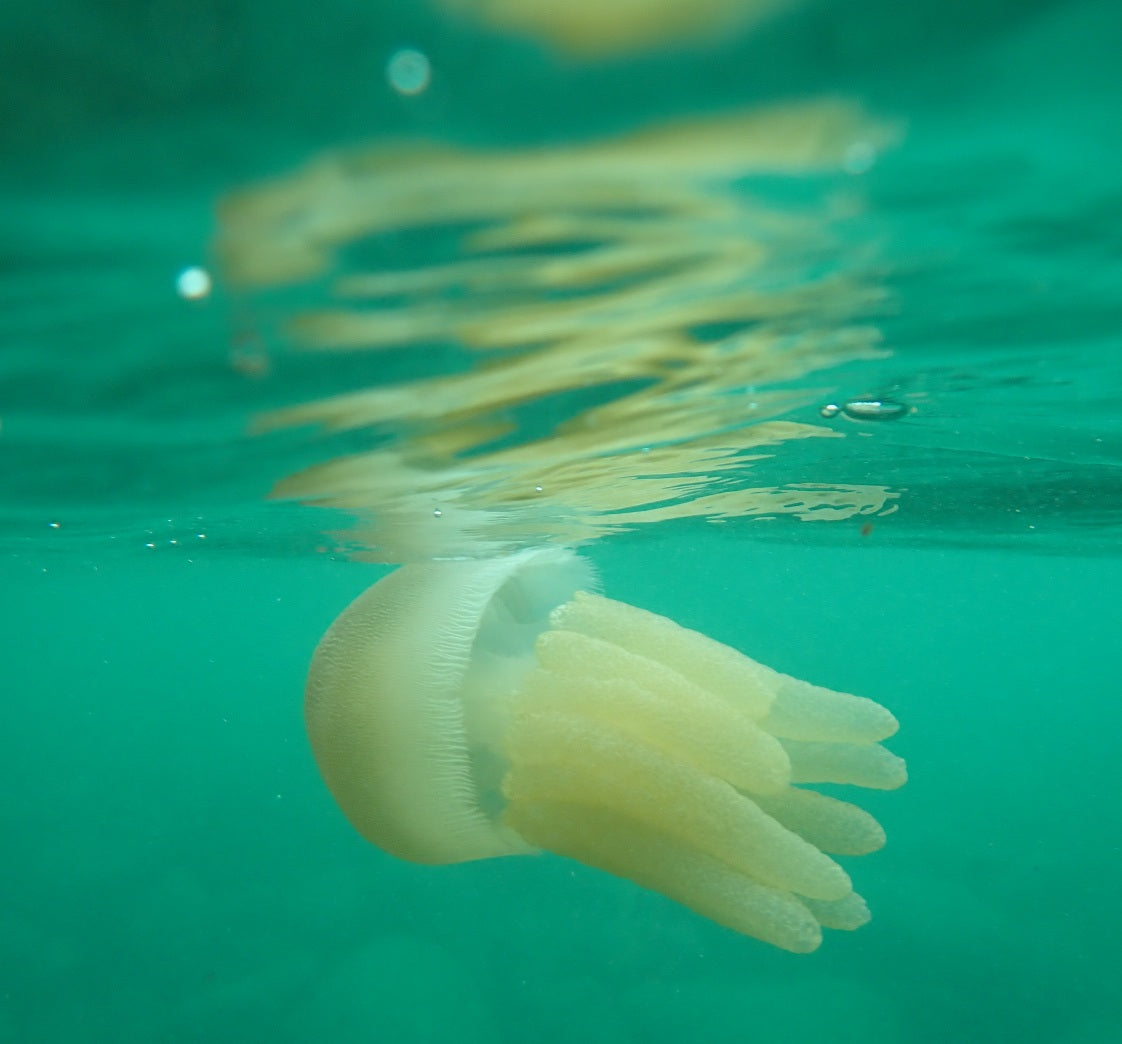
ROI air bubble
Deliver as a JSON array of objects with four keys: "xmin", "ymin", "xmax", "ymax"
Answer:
[
  {"xmin": 842, "ymin": 399, "xmax": 909, "ymax": 421},
  {"xmin": 176, "ymin": 266, "xmax": 212, "ymax": 300},
  {"xmin": 386, "ymin": 48, "xmax": 431, "ymax": 95}
]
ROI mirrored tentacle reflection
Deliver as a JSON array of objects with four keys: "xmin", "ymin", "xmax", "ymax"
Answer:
[
  {"xmin": 222, "ymin": 100, "xmax": 902, "ymax": 562},
  {"xmin": 437, "ymin": 0, "xmax": 801, "ymax": 59}
]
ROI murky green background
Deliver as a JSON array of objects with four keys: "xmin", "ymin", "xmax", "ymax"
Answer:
[{"xmin": 3, "ymin": 1, "xmax": 1120, "ymax": 1041}]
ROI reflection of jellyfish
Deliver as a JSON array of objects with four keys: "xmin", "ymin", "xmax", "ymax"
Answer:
[
  {"xmin": 435, "ymin": 0, "xmax": 798, "ymax": 57},
  {"xmin": 222, "ymin": 101, "xmax": 902, "ymax": 561},
  {"xmin": 306, "ymin": 547, "xmax": 905, "ymax": 952}
]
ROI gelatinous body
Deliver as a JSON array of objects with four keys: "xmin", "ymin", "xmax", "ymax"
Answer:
[{"xmin": 305, "ymin": 548, "xmax": 905, "ymax": 951}]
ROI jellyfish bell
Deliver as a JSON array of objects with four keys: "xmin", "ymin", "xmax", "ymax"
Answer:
[
  {"xmin": 305, "ymin": 547, "xmax": 905, "ymax": 953},
  {"xmin": 305, "ymin": 549, "xmax": 591, "ymax": 864}
]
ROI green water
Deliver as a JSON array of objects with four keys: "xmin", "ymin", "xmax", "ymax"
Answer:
[{"xmin": 3, "ymin": 1, "xmax": 1121, "ymax": 1041}]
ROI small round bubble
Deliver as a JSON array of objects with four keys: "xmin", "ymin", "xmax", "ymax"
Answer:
[
  {"xmin": 386, "ymin": 48, "xmax": 431, "ymax": 96},
  {"xmin": 176, "ymin": 266, "xmax": 212, "ymax": 300}
]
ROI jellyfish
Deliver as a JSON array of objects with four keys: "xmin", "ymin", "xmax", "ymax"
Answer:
[{"xmin": 305, "ymin": 547, "xmax": 905, "ymax": 952}]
